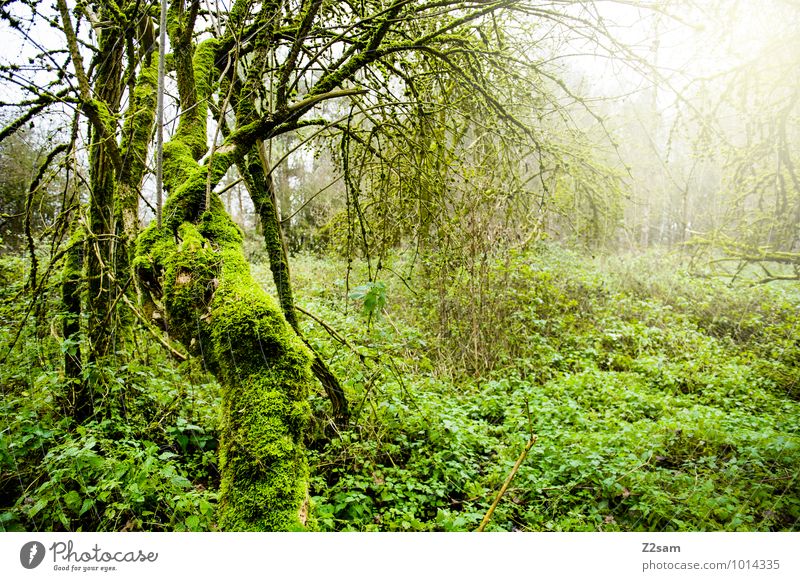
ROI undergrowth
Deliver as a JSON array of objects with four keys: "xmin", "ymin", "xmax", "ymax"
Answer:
[
  {"xmin": 288, "ymin": 246, "xmax": 800, "ymax": 531},
  {"xmin": 2, "ymin": 244, "xmax": 798, "ymax": 531}
]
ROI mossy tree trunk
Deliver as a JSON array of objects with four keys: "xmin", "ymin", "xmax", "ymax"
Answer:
[
  {"xmin": 133, "ymin": 18, "xmax": 322, "ymax": 528},
  {"xmin": 237, "ymin": 145, "xmax": 350, "ymax": 425},
  {"xmin": 57, "ymin": 0, "xmax": 126, "ymax": 420},
  {"xmin": 137, "ymin": 205, "xmax": 316, "ymax": 530},
  {"xmin": 86, "ymin": 0, "xmax": 509, "ymax": 530},
  {"xmin": 222, "ymin": 5, "xmax": 351, "ymax": 423},
  {"xmin": 86, "ymin": 16, "xmax": 124, "ymax": 363},
  {"xmin": 117, "ymin": 48, "xmax": 159, "ymax": 300},
  {"xmin": 62, "ymin": 226, "xmax": 85, "ymax": 420},
  {"xmin": 57, "ymin": 1, "xmax": 157, "ymax": 421}
]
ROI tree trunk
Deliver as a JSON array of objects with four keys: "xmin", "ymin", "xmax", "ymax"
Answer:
[
  {"xmin": 62, "ymin": 226, "xmax": 85, "ymax": 420},
  {"xmin": 136, "ymin": 182, "xmax": 315, "ymax": 530},
  {"xmin": 238, "ymin": 146, "xmax": 350, "ymax": 424},
  {"xmin": 117, "ymin": 54, "xmax": 159, "ymax": 298},
  {"xmin": 86, "ymin": 19, "xmax": 124, "ymax": 364},
  {"xmin": 134, "ymin": 33, "xmax": 315, "ymax": 530}
]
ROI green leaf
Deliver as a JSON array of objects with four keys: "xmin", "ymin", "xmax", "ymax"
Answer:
[
  {"xmin": 170, "ymin": 474, "xmax": 192, "ymax": 489},
  {"xmin": 198, "ymin": 500, "xmax": 213, "ymax": 516},
  {"xmin": 28, "ymin": 499, "xmax": 47, "ymax": 517},
  {"xmin": 349, "ymin": 282, "xmax": 387, "ymax": 317},
  {"xmin": 79, "ymin": 499, "xmax": 94, "ymax": 516},
  {"xmin": 64, "ymin": 490, "xmax": 81, "ymax": 512}
]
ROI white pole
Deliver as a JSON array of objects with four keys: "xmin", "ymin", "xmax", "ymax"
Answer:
[{"xmin": 154, "ymin": 0, "xmax": 168, "ymax": 228}]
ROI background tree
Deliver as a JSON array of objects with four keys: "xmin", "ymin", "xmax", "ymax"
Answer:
[{"xmin": 687, "ymin": 0, "xmax": 800, "ymax": 280}]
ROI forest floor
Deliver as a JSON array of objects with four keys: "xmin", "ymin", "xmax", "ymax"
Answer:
[{"xmin": 1, "ymin": 244, "xmax": 799, "ymax": 531}]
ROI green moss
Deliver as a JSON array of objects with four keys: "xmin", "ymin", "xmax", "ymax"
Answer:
[
  {"xmin": 133, "ymin": 27, "xmax": 314, "ymax": 530},
  {"xmin": 120, "ymin": 58, "xmax": 158, "ymax": 182},
  {"xmin": 165, "ymin": 4, "xmax": 182, "ymax": 42},
  {"xmin": 161, "ymin": 156, "xmax": 233, "ymax": 231},
  {"xmin": 162, "ymin": 141, "xmax": 196, "ymax": 194},
  {"xmin": 159, "ymin": 223, "xmax": 217, "ymax": 345},
  {"xmin": 88, "ymin": 98, "xmax": 116, "ymax": 133},
  {"xmin": 61, "ymin": 226, "xmax": 84, "ymax": 373},
  {"xmin": 193, "ymin": 39, "xmax": 219, "ymax": 102},
  {"xmin": 62, "ymin": 226, "xmax": 85, "ymax": 281},
  {"xmin": 135, "ymin": 208, "xmax": 315, "ymax": 530},
  {"xmin": 171, "ymin": 38, "xmax": 219, "ymax": 159},
  {"xmin": 200, "ymin": 208, "xmax": 242, "ymax": 245},
  {"xmin": 134, "ymin": 222, "xmax": 172, "ymax": 272}
]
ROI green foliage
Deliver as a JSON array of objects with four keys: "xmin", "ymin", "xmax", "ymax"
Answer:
[
  {"xmin": 0, "ymin": 125, "xmax": 61, "ymax": 253},
  {"xmin": 292, "ymin": 247, "xmax": 800, "ymax": 531},
  {"xmin": 3, "ymin": 242, "xmax": 799, "ymax": 532},
  {"xmin": 349, "ymin": 282, "xmax": 387, "ymax": 318},
  {"xmin": 0, "ymin": 365, "xmax": 220, "ymax": 532},
  {"xmin": 2, "ymin": 420, "xmax": 217, "ymax": 532},
  {"xmin": 0, "ymin": 254, "xmax": 220, "ymax": 532}
]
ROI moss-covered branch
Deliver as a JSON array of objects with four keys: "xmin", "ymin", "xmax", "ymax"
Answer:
[
  {"xmin": 236, "ymin": 145, "xmax": 350, "ymax": 424},
  {"xmin": 117, "ymin": 54, "xmax": 160, "ymax": 283},
  {"xmin": 56, "ymin": 0, "xmax": 124, "ymax": 172},
  {"xmin": 134, "ymin": 24, "xmax": 316, "ymax": 529}
]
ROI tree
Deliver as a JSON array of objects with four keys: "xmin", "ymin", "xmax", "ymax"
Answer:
[
  {"xmin": 645, "ymin": 0, "xmax": 800, "ymax": 280},
  {"xmin": 1, "ymin": 0, "xmax": 629, "ymax": 529}
]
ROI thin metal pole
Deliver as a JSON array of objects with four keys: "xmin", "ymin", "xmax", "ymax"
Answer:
[{"xmin": 154, "ymin": 0, "xmax": 168, "ymax": 228}]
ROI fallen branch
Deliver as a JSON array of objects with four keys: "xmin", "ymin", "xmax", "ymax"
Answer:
[{"xmin": 476, "ymin": 434, "xmax": 538, "ymax": 532}]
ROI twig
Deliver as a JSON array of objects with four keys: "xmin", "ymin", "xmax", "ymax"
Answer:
[
  {"xmin": 476, "ymin": 434, "xmax": 538, "ymax": 532},
  {"xmin": 120, "ymin": 294, "xmax": 188, "ymax": 361},
  {"xmin": 613, "ymin": 453, "xmax": 653, "ymax": 484},
  {"xmin": 295, "ymin": 305, "xmax": 362, "ymax": 356}
]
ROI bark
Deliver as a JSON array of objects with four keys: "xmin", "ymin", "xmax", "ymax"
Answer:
[
  {"xmin": 86, "ymin": 15, "xmax": 124, "ymax": 362},
  {"xmin": 117, "ymin": 55, "xmax": 159, "ymax": 286},
  {"xmin": 62, "ymin": 227, "xmax": 85, "ymax": 421},
  {"xmin": 137, "ymin": 206, "xmax": 315, "ymax": 530}
]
